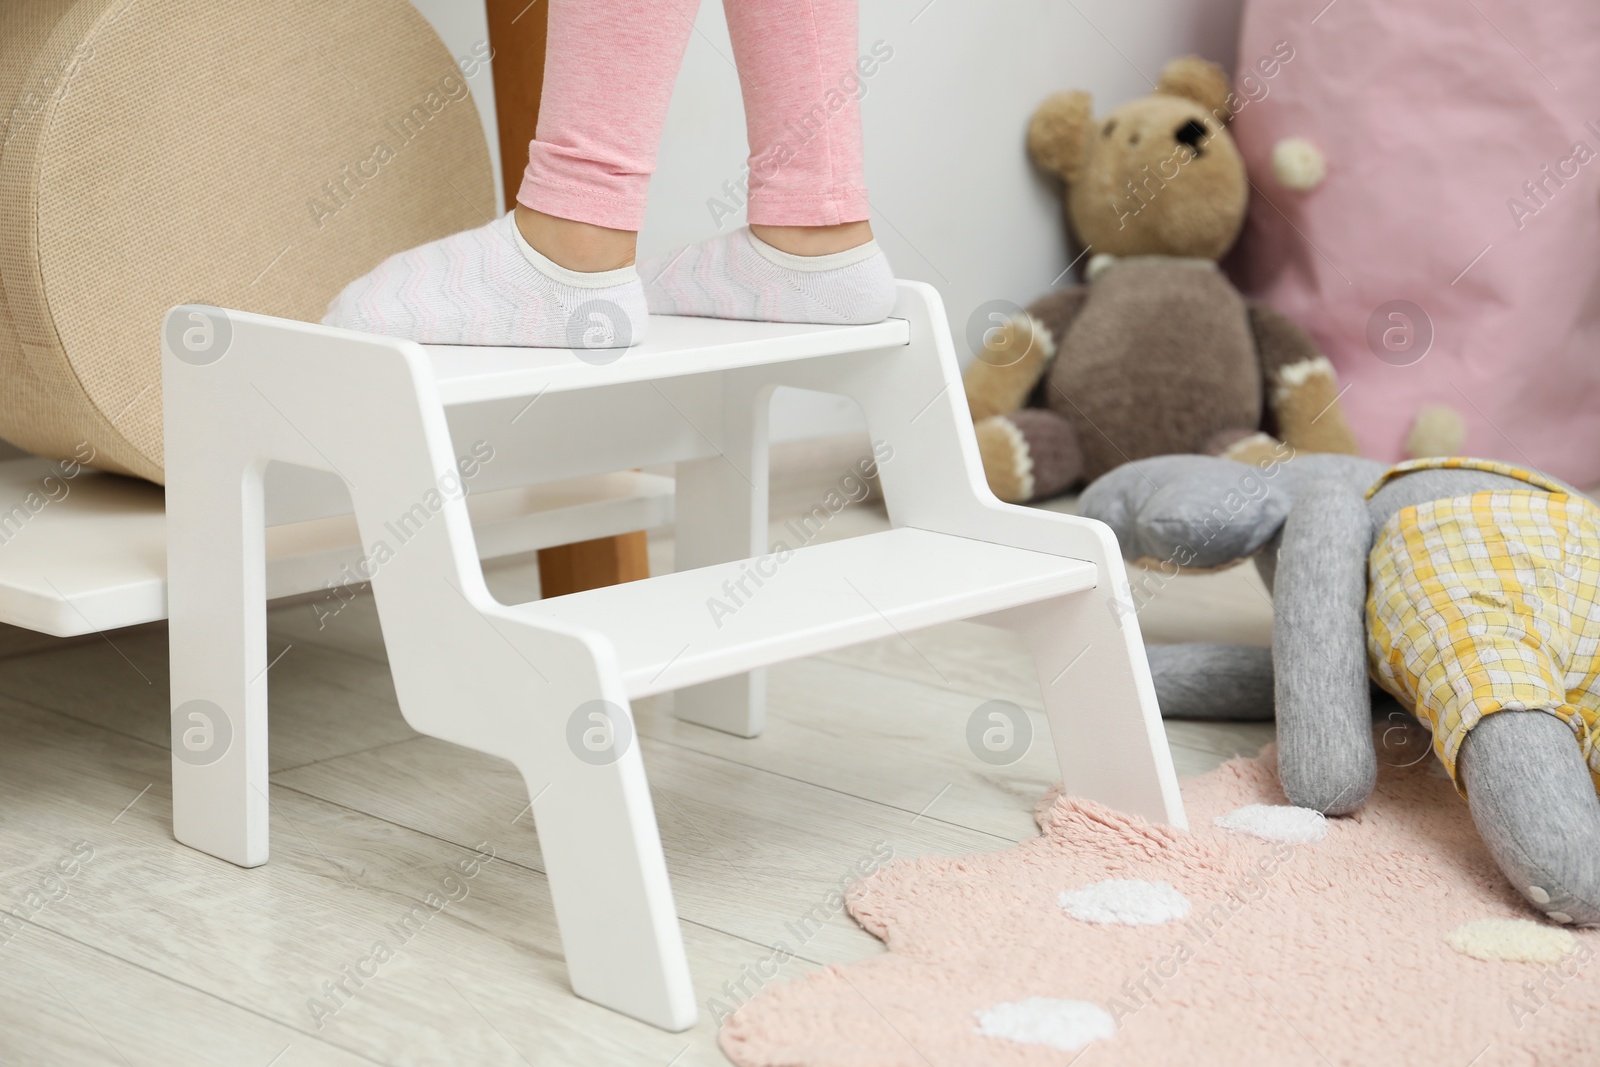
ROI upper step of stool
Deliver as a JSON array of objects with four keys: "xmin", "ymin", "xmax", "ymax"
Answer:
[
  {"xmin": 425, "ymin": 315, "xmax": 910, "ymax": 406},
  {"xmin": 513, "ymin": 527, "xmax": 1097, "ymax": 698}
]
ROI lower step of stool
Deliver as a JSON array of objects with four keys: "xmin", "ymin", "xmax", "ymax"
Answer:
[{"xmin": 515, "ymin": 527, "xmax": 1097, "ymax": 698}]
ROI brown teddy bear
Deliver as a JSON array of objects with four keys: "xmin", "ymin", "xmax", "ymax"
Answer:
[{"xmin": 965, "ymin": 57, "xmax": 1359, "ymax": 504}]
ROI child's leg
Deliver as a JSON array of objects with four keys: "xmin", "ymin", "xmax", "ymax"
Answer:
[
  {"xmin": 727, "ymin": 0, "xmax": 869, "ymax": 235},
  {"xmin": 642, "ymin": 0, "xmax": 897, "ymax": 324},
  {"xmin": 519, "ymin": 0, "xmax": 699, "ymax": 239},
  {"xmin": 1460, "ymin": 710, "xmax": 1600, "ymax": 926},
  {"xmin": 324, "ymin": 0, "xmax": 698, "ymax": 347}
]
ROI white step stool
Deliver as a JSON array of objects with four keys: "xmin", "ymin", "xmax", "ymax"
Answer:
[{"xmin": 162, "ymin": 281, "xmax": 1185, "ymax": 1031}]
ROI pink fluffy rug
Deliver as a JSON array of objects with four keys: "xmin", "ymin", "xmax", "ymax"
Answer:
[{"xmin": 720, "ymin": 737, "xmax": 1597, "ymax": 1065}]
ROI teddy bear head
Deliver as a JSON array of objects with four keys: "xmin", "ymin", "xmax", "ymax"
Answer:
[{"xmin": 1028, "ymin": 57, "xmax": 1249, "ymax": 261}]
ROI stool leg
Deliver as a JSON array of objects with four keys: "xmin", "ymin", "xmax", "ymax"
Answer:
[
  {"xmin": 518, "ymin": 702, "xmax": 697, "ymax": 1031},
  {"xmin": 167, "ymin": 456, "xmax": 272, "ymax": 867},
  {"xmin": 670, "ymin": 382, "xmax": 770, "ymax": 737},
  {"xmin": 669, "ymin": 672, "xmax": 767, "ymax": 738},
  {"xmin": 990, "ymin": 591, "xmax": 1186, "ymax": 829}
]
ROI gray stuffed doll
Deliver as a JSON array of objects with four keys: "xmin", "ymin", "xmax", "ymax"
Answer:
[{"xmin": 1080, "ymin": 452, "xmax": 1600, "ymax": 928}]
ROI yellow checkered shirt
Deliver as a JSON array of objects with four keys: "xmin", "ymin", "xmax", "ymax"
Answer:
[{"xmin": 1365, "ymin": 458, "xmax": 1600, "ymax": 796}]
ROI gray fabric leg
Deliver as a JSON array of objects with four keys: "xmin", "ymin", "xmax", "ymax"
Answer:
[
  {"xmin": 1147, "ymin": 644, "xmax": 1274, "ymax": 721},
  {"xmin": 1273, "ymin": 479, "xmax": 1376, "ymax": 815},
  {"xmin": 1460, "ymin": 711, "xmax": 1600, "ymax": 927}
]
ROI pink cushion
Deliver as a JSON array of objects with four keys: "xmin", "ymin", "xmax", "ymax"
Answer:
[{"xmin": 1228, "ymin": 0, "xmax": 1600, "ymax": 485}]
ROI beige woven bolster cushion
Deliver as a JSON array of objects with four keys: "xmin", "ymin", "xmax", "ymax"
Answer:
[{"xmin": 0, "ymin": 0, "xmax": 496, "ymax": 482}]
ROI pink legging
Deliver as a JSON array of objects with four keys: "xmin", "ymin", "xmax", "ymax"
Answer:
[{"xmin": 518, "ymin": 0, "xmax": 870, "ymax": 232}]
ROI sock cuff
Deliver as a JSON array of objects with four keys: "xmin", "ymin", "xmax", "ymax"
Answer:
[
  {"xmin": 744, "ymin": 229, "xmax": 884, "ymax": 272},
  {"xmin": 507, "ymin": 212, "xmax": 639, "ymax": 288}
]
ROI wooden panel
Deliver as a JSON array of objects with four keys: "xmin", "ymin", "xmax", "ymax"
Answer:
[
  {"xmin": 537, "ymin": 530, "xmax": 650, "ymax": 598},
  {"xmin": 485, "ymin": 0, "xmax": 549, "ymax": 211}
]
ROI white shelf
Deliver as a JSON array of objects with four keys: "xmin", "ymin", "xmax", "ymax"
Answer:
[
  {"xmin": 0, "ymin": 461, "xmax": 672, "ymax": 637},
  {"xmin": 517, "ymin": 527, "xmax": 1097, "ymax": 698},
  {"xmin": 426, "ymin": 314, "xmax": 910, "ymax": 405}
]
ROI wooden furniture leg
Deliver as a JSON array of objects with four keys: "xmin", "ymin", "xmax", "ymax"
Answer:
[
  {"xmin": 537, "ymin": 532, "xmax": 652, "ymax": 598},
  {"xmin": 486, "ymin": 0, "xmax": 549, "ymax": 206}
]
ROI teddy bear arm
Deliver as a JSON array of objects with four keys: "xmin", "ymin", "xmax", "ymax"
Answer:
[
  {"xmin": 974, "ymin": 408, "xmax": 1082, "ymax": 504},
  {"xmin": 1247, "ymin": 302, "xmax": 1360, "ymax": 456},
  {"xmin": 962, "ymin": 287, "xmax": 1086, "ymax": 422},
  {"xmin": 1273, "ymin": 478, "xmax": 1376, "ymax": 815}
]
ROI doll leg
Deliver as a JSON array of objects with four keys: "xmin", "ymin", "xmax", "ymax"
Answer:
[
  {"xmin": 1460, "ymin": 711, "xmax": 1600, "ymax": 926},
  {"xmin": 640, "ymin": 0, "xmax": 897, "ymax": 324},
  {"xmin": 1146, "ymin": 644, "xmax": 1275, "ymax": 720},
  {"xmin": 1273, "ymin": 479, "xmax": 1377, "ymax": 814}
]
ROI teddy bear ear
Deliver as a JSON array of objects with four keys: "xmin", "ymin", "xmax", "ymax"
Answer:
[
  {"xmin": 1157, "ymin": 55, "xmax": 1234, "ymax": 122},
  {"xmin": 1027, "ymin": 91, "xmax": 1093, "ymax": 183}
]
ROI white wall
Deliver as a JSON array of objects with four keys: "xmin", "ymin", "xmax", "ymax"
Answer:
[{"xmin": 642, "ymin": 0, "xmax": 1244, "ymax": 438}]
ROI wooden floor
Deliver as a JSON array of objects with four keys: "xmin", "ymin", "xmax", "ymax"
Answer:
[{"xmin": 0, "ymin": 443, "xmax": 1275, "ymax": 1066}]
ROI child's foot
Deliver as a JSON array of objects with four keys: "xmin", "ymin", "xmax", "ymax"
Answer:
[
  {"xmin": 323, "ymin": 211, "xmax": 646, "ymax": 348},
  {"xmin": 640, "ymin": 228, "xmax": 896, "ymax": 325}
]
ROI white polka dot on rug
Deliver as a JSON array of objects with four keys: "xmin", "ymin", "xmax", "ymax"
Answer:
[
  {"xmin": 1058, "ymin": 878, "xmax": 1191, "ymax": 925},
  {"xmin": 1446, "ymin": 918, "xmax": 1577, "ymax": 963},
  {"xmin": 974, "ymin": 997, "xmax": 1115, "ymax": 1052},
  {"xmin": 1213, "ymin": 804, "xmax": 1328, "ymax": 843}
]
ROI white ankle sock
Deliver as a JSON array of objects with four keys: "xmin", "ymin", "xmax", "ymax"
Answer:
[
  {"xmin": 640, "ymin": 228, "xmax": 896, "ymax": 325},
  {"xmin": 322, "ymin": 211, "xmax": 647, "ymax": 348}
]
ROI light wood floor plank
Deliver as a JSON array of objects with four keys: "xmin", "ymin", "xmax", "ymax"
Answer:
[
  {"xmin": 0, "ymin": 621, "xmax": 417, "ymax": 772},
  {"xmin": 638, "ymin": 641, "xmax": 1275, "ymax": 841},
  {"xmin": 642, "ymin": 656, "xmax": 1057, "ymax": 843},
  {"xmin": 274, "ymin": 724, "xmax": 999, "ymax": 967},
  {"xmin": 0, "ymin": 697, "xmax": 794, "ymax": 1065},
  {"xmin": 2, "ymin": 924, "xmax": 378, "ymax": 1066}
]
